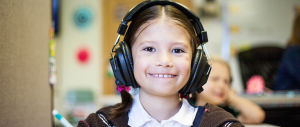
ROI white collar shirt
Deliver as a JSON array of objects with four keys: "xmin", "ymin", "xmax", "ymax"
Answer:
[{"xmin": 128, "ymin": 94, "xmax": 198, "ymax": 127}]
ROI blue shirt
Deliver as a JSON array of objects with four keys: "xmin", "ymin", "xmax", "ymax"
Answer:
[{"xmin": 273, "ymin": 45, "xmax": 300, "ymax": 90}]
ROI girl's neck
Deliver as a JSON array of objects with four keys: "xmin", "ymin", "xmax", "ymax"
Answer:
[
  {"xmin": 139, "ymin": 89, "xmax": 182, "ymax": 123},
  {"xmin": 196, "ymin": 99, "xmax": 207, "ymax": 106}
]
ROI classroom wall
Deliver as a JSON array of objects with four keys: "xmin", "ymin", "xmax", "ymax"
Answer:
[
  {"xmin": 193, "ymin": 0, "xmax": 300, "ymax": 56},
  {"xmin": 54, "ymin": 0, "xmax": 102, "ymax": 124},
  {"xmin": 0, "ymin": 0, "xmax": 52, "ymax": 127},
  {"xmin": 228, "ymin": 0, "xmax": 300, "ymax": 48},
  {"xmin": 193, "ymin": 0, "xmax": 300, "ymax": 93}
]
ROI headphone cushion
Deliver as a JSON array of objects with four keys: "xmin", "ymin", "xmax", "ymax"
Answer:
[
  {"xmin": 190, "ymin": 49, "xmax": 203, "ymax": 86},
  {"xmin": 115, "ymin": 45, "xmax": 131, "ymax": 86},
  {"xmin": 190, "ymin": 49, "xmax": 201, "ymax": 81},
  {"xmin": 120, "ymin": 41, "xmax": 138, "ymax": 88},
  {"xmin": 192, "ymin": 51, "xmax": 209, "ymax": 93},
  {"xmin": 122, "ymin": 42, "xmax": 134, "ymax": 72}
]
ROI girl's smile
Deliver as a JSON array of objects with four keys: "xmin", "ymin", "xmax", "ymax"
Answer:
[
  {"xmin": 214, "ymin": 91, "xmax": 225, "ymax": 98},
  {"xmin": 148, "ymin": 73, "xmax": 177, "ymax": 78}
]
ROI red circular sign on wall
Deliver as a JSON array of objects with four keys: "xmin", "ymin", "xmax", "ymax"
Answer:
[{"xmin": 77, "ymin": 47, "xmax": 90, "ymax": 64}]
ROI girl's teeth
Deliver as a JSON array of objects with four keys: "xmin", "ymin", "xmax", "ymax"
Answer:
[{"xmin": 152, "ymin": 74, "xmax": 174, "ymax": 78}]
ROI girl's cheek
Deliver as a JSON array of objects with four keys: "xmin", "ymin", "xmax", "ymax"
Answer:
[
  {"xmin": 180, "ymin": 62, "xmax": 191, "ymax": 74},
  {"xmin": 134, "ymin": 54, "xmax": 151, "ymax": 68},
  {"xmin": 224, "ymin": 87, "xmax": 230, "ymax": 97},
  {"xmin": 175, "ymin": 55, "xmax": 191, "ymax": 67},
  {"xmin": 203, "ymin": 83, "xmax": 212, "ymax": 93},
  {"xmin": 203, "ymin": 81, "xmax": 216, "ymax": 95}
]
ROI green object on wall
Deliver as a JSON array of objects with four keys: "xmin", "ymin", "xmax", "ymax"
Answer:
[{"xmin": 67, "ymin": 90, "xmax": 94, "ymax": 103}]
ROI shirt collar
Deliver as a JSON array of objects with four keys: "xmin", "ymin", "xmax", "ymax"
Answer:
[
  {"xmin": 168, "ymin": 99, "xmax": 198, "ymax": 126},
  {"xmin": 128, "ymin": 94, "xmax": 154, "ymax": 127},
  {"xmin": 128, "ymin": 94, "xmax": 198, "ymax": 126}
]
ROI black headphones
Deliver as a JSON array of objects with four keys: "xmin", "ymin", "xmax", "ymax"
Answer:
[{"xmin": 110, "ymin": 0, "xmax": 212, "ymax": 97}]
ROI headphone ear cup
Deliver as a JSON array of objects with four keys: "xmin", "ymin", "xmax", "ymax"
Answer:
[
  {"xmin": 114, "ymin": 44, "xmax": 131, "ymax": 87},
  {"xmin": 179, "ymin": 49, "xmax": 210, "ymax": 96},
  {"xmin": 119, "ymin": 41, "xmax": 139, "ymax": 88},
  {"xmin": 192, "ymin": 49, "xmax": 210, "ymax": 93},
  {"xmin": 110, "ymin": 52, "xmax": 126, "ymax": 86}
]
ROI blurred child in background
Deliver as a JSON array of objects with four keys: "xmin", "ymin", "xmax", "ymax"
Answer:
[{"xmin": 196, "ymin": 56, "xmax": 265, "ymax": 124}]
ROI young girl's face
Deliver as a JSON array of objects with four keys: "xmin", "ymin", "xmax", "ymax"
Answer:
[
  {"xmin": 198, "ymin": 62, "xmax": 231, "ymax": 105},
  {"xmin": 131, "ymin": 19, "xmax": 193, "ymax": 97}
]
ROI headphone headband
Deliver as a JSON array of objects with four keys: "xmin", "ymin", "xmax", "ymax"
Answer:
[
  {"xmin": 123, "ymin": 0, "xmax": 198, "ymax": 23},
  {"xmin": 117, "ymin": 0, "xmax": 208, "ymax": 43}
]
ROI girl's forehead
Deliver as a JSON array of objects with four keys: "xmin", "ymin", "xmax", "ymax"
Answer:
[
  {"xmin": 212, "ymin": 62, "xmax": 228, "ymax": 70},
  {"xmin": 133, "ymin": 19, "xmax": 190, "ymax": 44},
  {"xmin": 211, "ymin": 62, "xmax": 231, "ymax": 76},
  {"xmin": 137, "ymin": 19, "xmax": 184, "ymax": 33}
]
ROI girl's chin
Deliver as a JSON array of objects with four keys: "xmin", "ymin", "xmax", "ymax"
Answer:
[
  {"xmin": 210, "ymin": 98, "xmax": 225, "ymax": 105},
  {"xmin": 141, "ymin": 87, "xmax": 178, "ymax": 96}
]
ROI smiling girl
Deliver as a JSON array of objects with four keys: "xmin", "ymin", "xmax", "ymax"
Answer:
[{"xmin": 78, "ymin": 1, "xmax": 243, "ymax": 127}]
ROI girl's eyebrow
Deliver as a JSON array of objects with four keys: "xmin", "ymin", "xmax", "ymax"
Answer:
[
  {"xmin": 138, "ymin": 41, "xmax": 156, "ymax": 47},
  {"xmin": 138, "ymin": 41, "xmax": 189, "ymax": 48},
  {"xmin": 171, "ymin": 42, "xmax": 189, "ymax": 48}
]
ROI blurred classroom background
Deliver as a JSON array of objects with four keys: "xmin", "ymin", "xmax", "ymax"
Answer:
[{"xmin": 1, "ymin": 0, "xmax": 300, "ymax": 126}]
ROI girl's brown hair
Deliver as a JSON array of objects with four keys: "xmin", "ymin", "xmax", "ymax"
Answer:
[
  {"xmin": 288, "ymin": 13, "xmax": 300, "ymax": 46},
  {"xmin": 210, "ymin": 56, "xmax": 232, "ymax": 83},
  {"xmin": 109, "ymin": 5, "xmax": 201, "ymax": 119}
]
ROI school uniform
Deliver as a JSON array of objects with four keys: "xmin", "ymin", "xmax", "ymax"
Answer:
[
  {"xmin": 77, "ymin": 94, "xmax": 244, "ymax": 127},
  {"xmin": 128, "ymin": 94, "xmax": 197, "ymax": 127}
]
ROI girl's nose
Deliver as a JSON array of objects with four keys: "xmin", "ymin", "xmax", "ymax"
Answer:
[
  {"xmin": 217, "ymin": 80, "xmax": 226, "ymax": 89},
  {"xmin": 155, "ymin": 52, "xmax": 173, "ymax": 68}
]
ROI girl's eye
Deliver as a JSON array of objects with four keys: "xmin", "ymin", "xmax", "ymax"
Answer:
[
  {"xmin": 224, "ymin": 80, "xmax": 231, "ymax": 85},
  {"xmin": 211, "ymin": 77, "xmax": 219, "ymax": 81},
  {"xmin": 172, "ymin": 49, "xmax": 184, "ymax": 53},
  {"xmin": 143, "ymin": 47, "xmax": 156, "ymax": 52}
]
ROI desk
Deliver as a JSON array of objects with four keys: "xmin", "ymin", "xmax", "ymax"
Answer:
[
  {"xmin": 240, "ymin": 92, "xmax": 300, "ymax": 108},
  {"xmin": 241, "ymin": 92, "xmax": 300, "ymax": 126},
  {"xmin": 244, "ymin": 123, "xmax": 279, "ymax": 127}
]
